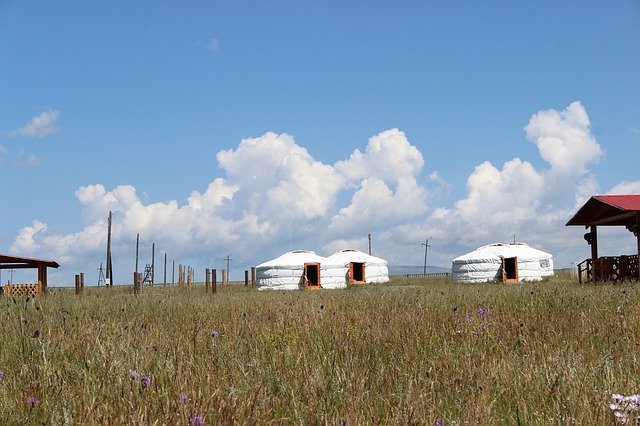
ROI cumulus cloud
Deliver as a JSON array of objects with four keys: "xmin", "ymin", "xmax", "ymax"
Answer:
[
  {"xmin": 608, "ymin": 181, "xmax": 640, "ymax": 194},
  {"xmin": 13, "ymin": 109, "xmax": 61, "ymax": 138},
  {"xmin": 524, "ymin": 101, "xmax": 602, "ymax": 175},
  {"xmin": 9, "ymin": 102, "xmax": 627, "ymax": 283}
]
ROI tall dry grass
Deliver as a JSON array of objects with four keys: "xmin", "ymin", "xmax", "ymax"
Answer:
[{"xmin": 0, "ymin": 275, "xmax": 638, "ymax": 424}]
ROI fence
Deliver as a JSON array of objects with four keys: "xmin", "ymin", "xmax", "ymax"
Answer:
[{"xmin": 3, "ymin": 282, "xmax": 43, "ymax": 297}]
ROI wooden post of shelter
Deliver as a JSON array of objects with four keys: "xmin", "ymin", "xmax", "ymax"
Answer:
[
  {"xmin": 187, "ymin": 266, "xmax": 192, "ymax": 289},
  {"xmin": 75, "ymin": 274, "xmax": 80, "ymax": 295},
  {"xmin": 251, "ymin": 267, "xmax": 256, "ymax": 288},
  {"xmin": 205, "ymin": 268, "xmax": 210, "ymax": 293},
  {"xmin": 38, "ymin": 265, "xmax": 47, "ymax": 293},
  {"xmin": 212, "ymin": 269, "xmax": 217, "ymax": 294},
  {"xmin": 80, "ymin": 272, "xmax": 85, "ymax": 293},
  {"xmin": 244, "ymin": 270, "xmax": 249, "ymax": 286},
  {"xmin": 590, "ymin": 226, "xmax": 598, "ymax": 282},
  {"xmin": 178, "ymin": 264, "xmax": 183, "ymax": 288},
  {"xmin": 222, "ymin": 269, "xmax": 227, "ymax": 286}
]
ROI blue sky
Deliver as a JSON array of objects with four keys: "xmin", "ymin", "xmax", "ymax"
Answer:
[{"xmin": 1, "ymin": 1, "xmax": 639, "ymax": 284}]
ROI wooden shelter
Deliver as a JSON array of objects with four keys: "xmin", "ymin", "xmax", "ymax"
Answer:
[
  {"xmin": 0, "ymin": 254, "xmax": 60, "ymax": 292},
  {"xmin": 566, "ymin": 195, "xmax": 640, "ymax": 282}
]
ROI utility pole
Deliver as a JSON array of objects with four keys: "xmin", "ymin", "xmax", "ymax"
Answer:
[
  {"xmin": 106, "ymin": 211, "xmax": 113, "ymax": 286},
  {"xmin": 368, "ymin": 233, "xmax": 372, "ymax": 255},
  {"xmin": 164, "ymin": 252, "xmax": 167, "ymax": 284},
  {"xmin": 151, "ymin": 243, "xmax": 155, "ymax": 285},
  {"xmin": 223, "ymin": 254, "xmax": 232, "ymax": 282},
  {"xmin": 422, "ymin": 237, "xmax": 431, "ymax": 275},
  {"xmin": 135, "ymin": 233, "xmax": 140, "ymax": 274}
]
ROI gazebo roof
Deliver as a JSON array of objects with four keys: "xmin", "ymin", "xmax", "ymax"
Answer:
[
  {"xmin": 0, "ymin": 254, "xmax": 60, "ymax": 269},
  {"xmin": 566, "ymin": 195, "xmax": 640, "ymax": 228}
]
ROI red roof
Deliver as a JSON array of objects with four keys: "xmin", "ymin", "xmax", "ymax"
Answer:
[
  {"xmin": 593, "ymin": 195, "xmax": 640, "ymax": 211},
  {"xmin": 566, "ymin": 194, "xmax": 640, "ymax": 227}
]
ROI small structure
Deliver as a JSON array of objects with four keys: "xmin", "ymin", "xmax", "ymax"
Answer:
[
  {"xmin": 452, "ymin": 243, "xmax": 554, "ymax": 283},
  {"xmin": 566, "ymin": 194, "xmax": 640, "ymax": 282},
  {"xmin": 322, "ymin": 249, "xmax": 390, "ymax": 288},
  {"xmin": 255, "ymin": 250, "xmax": 325, "ymax": 290},
  {"xmin": 0, "ymin": 254, "xmax": 60, "ymax": 294}
]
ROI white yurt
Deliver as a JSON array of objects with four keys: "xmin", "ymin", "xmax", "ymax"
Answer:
[
  {"xmin": 255, "ymin": 250, "xmax": 325, "ymax": 290},
  {"xmin": 451, "ymin": 242, "xmax": 554, "ymax": 283},
  {"xmin": 322, "ymin": 249, "xmax": 390, "ymax": 288}
]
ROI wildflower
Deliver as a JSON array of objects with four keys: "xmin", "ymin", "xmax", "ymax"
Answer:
[
  {"xmin": 32, "ymin": 329, "xmax": 40, "ymax": 338},
  {"xmin": 435, "ymin": 418, "xmax": 445, "ymax": 426},
  {"xmin": 477, "ymin": 307, "xmax": 486, "ymax": 316},
  {"xmin": 610, "ymin": 393, "xmax": 640, "ymax": 424},
  {"xmin": 465, "ymin": 316, "xmax": 472, "ymax": 324},
  {"xmin": 27, "ymin": 396, "xmax": 39, "ymax": 407},
  {"xmin": 141, "ymin": 327, "xmax": 149, "ymax": 336},
  {"xmin": 178, "ymin": 393, "xmax": 189, "ymax": 404},
  {"xmin": 129, "ymin": 370, "xmax": 138, "ymax": 381},
  {"xmin": 211, "ymin": 330, "xmax": 220, "ymax": 338},
  {"xmin": 141, "ymin": 375, "xmax": 150, "ymax": 388},
  {"xmin": 21, "ymin": 316, "xmax": 29, "ymax": 323},
  {"xmin": 190, "ymin": 415, "xmax": 206, "ymax": 426},
  {"xmin": 0, "ymin": 370, "xmax": 4, "ymax": 380}
]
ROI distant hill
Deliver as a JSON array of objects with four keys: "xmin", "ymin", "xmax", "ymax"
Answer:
[{"xmin": 387, "ymin": 264, "xmax": 451, "ymax": 276}]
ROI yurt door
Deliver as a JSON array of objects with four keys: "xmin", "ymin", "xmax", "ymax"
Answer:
[
  {"xmin": 502, "ymin": 257, "xmax": 518, "ymax": 283},
  {"xmin": 349, "ymin": 262, "xmax": 365, "ymax": 283},
  {"xmin": 304, "ymin": 263, "xmax": 321, "ymax": 289}
]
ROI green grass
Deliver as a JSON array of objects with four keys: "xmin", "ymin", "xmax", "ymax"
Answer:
[{"xmin": 1, "ymin": 275, "xmax": 638, "ymax": 424}]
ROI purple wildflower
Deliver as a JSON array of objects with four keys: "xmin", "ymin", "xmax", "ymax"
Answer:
[
  {"xmin": 477, "ymin": 307, "xmax": 486, "ymax": 316},
  {"xmin": 178, "ymin": 393, "xmax": 189, "ymax": 404},
  {"xmin": 32, "ymin": 329, "xmax": 40, "ymax": 338},
  {"xmin": 190, "ymin": 415, "xmax": 206, "ymax": 426},
  {"xmin": 129, "ymin": 370, "xmax": 138, "ymax": 380},
  {"xmin": 435, "ymin": 417, "xmax": 445, "ymax": 426},
  {"xmin": 27, "ymin": 396, "xmax": 39, "ymax": 406},
  {"xmin": 211, "ymin": 330, "xmax": 220, "ymax": 338},
  {"xmin": 465, "ymin": 316, "xmax": 472, "ymax": 324},
  {"xmin": 0, "ymin": 370, "xmax": 5, "ymax": 380},
  {"xmin": 141, "ymin": 375, "xmax": 150, "ymax": 388}
]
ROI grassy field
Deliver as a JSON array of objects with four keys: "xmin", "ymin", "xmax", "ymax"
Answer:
[{"xmin": 0, "ymin": 275, "xmax": 638, "ymax": 424}]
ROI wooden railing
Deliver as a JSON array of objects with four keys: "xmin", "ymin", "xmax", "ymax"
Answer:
[
  {"xmin": 3, "ymin": 282, "xmax": 43, "ymax": 297},
  {"xmin": 577, "ymin": 255, "xmax": 639, "ymax": 283}
]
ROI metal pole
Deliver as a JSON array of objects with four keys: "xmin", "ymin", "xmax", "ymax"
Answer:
[
  {"xmin": 164, "ymin": 252, "xmax": 167, "ymax": 284},
  {"xmin": 368, "ymin": 233, "xmax": 372, "ymax": 255},
  {"xmin": 151, "ymin": 243, "xmax": 155, "ymax": 285}
]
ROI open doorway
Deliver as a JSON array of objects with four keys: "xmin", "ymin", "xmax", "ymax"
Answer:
[
  {"xmin": 349, "ymin": 262, "xmax": 365, "ymax": 283},
  {"xmin": 304, "ymin": 263, "xmax": 321, "ymax": 289},
  {"xmin": 502, "ymin": 257, "xmax": 518, "ymax": 283}
]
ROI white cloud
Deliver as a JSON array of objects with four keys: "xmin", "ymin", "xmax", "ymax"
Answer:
[
  {"xmin": 608, "ymin": 181, "xmax": 640, "ymax": 194},
  {"xmin": 10, "ymin": 101, "xmax": 630, "ymax": 283},
  {"xmin": 13, "ymin": 109, "xmax": 61, "ymax": 138},
  {"xmin": 525, "ymin": 101, "xmax": 602, "ymax": 175}
]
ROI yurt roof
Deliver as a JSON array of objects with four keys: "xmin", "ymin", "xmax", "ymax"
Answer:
[
  {"xmin": 256, "ymin": 250, "xmax": 326, "ymax": 268},
  {"xmin": 325, "ymin": 249, "xmax": 387, "ymax": 266},
  {"xmin": 452, "ymin": 243, "xmax": 552, "ymax": 263}
]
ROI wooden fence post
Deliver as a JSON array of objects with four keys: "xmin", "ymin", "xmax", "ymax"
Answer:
[
  {"xmin": 134, "ymin": 272, "xmax": 141, "ymax": 295},
  {"xmin": 212, "ymin": 269, "xmax": 217, "ymax": 294},
  {"xmin": 179, "ymin": 264, "xmax": 183, "ymax": 288},
  {"xmin": 222, "ymin": 269, "xmax": 227, "ymax": 286},
  {"xmin": 245, "ymin": 270, "xmax": 249, "ymax": 286},
  {"xmin": 251, "ymin": 267, "xmax": 256, "ymax": 288},
  {"xmin": 80, "ymin": 272, "xmax": 85, "ymax": 293},
  {"xmin": 75, "ymin": 274, "xmax": 80, "ymax": 295},
  {"xmin": 205, "ymin": 268, "xmax": 210, "ymax": 294}
]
